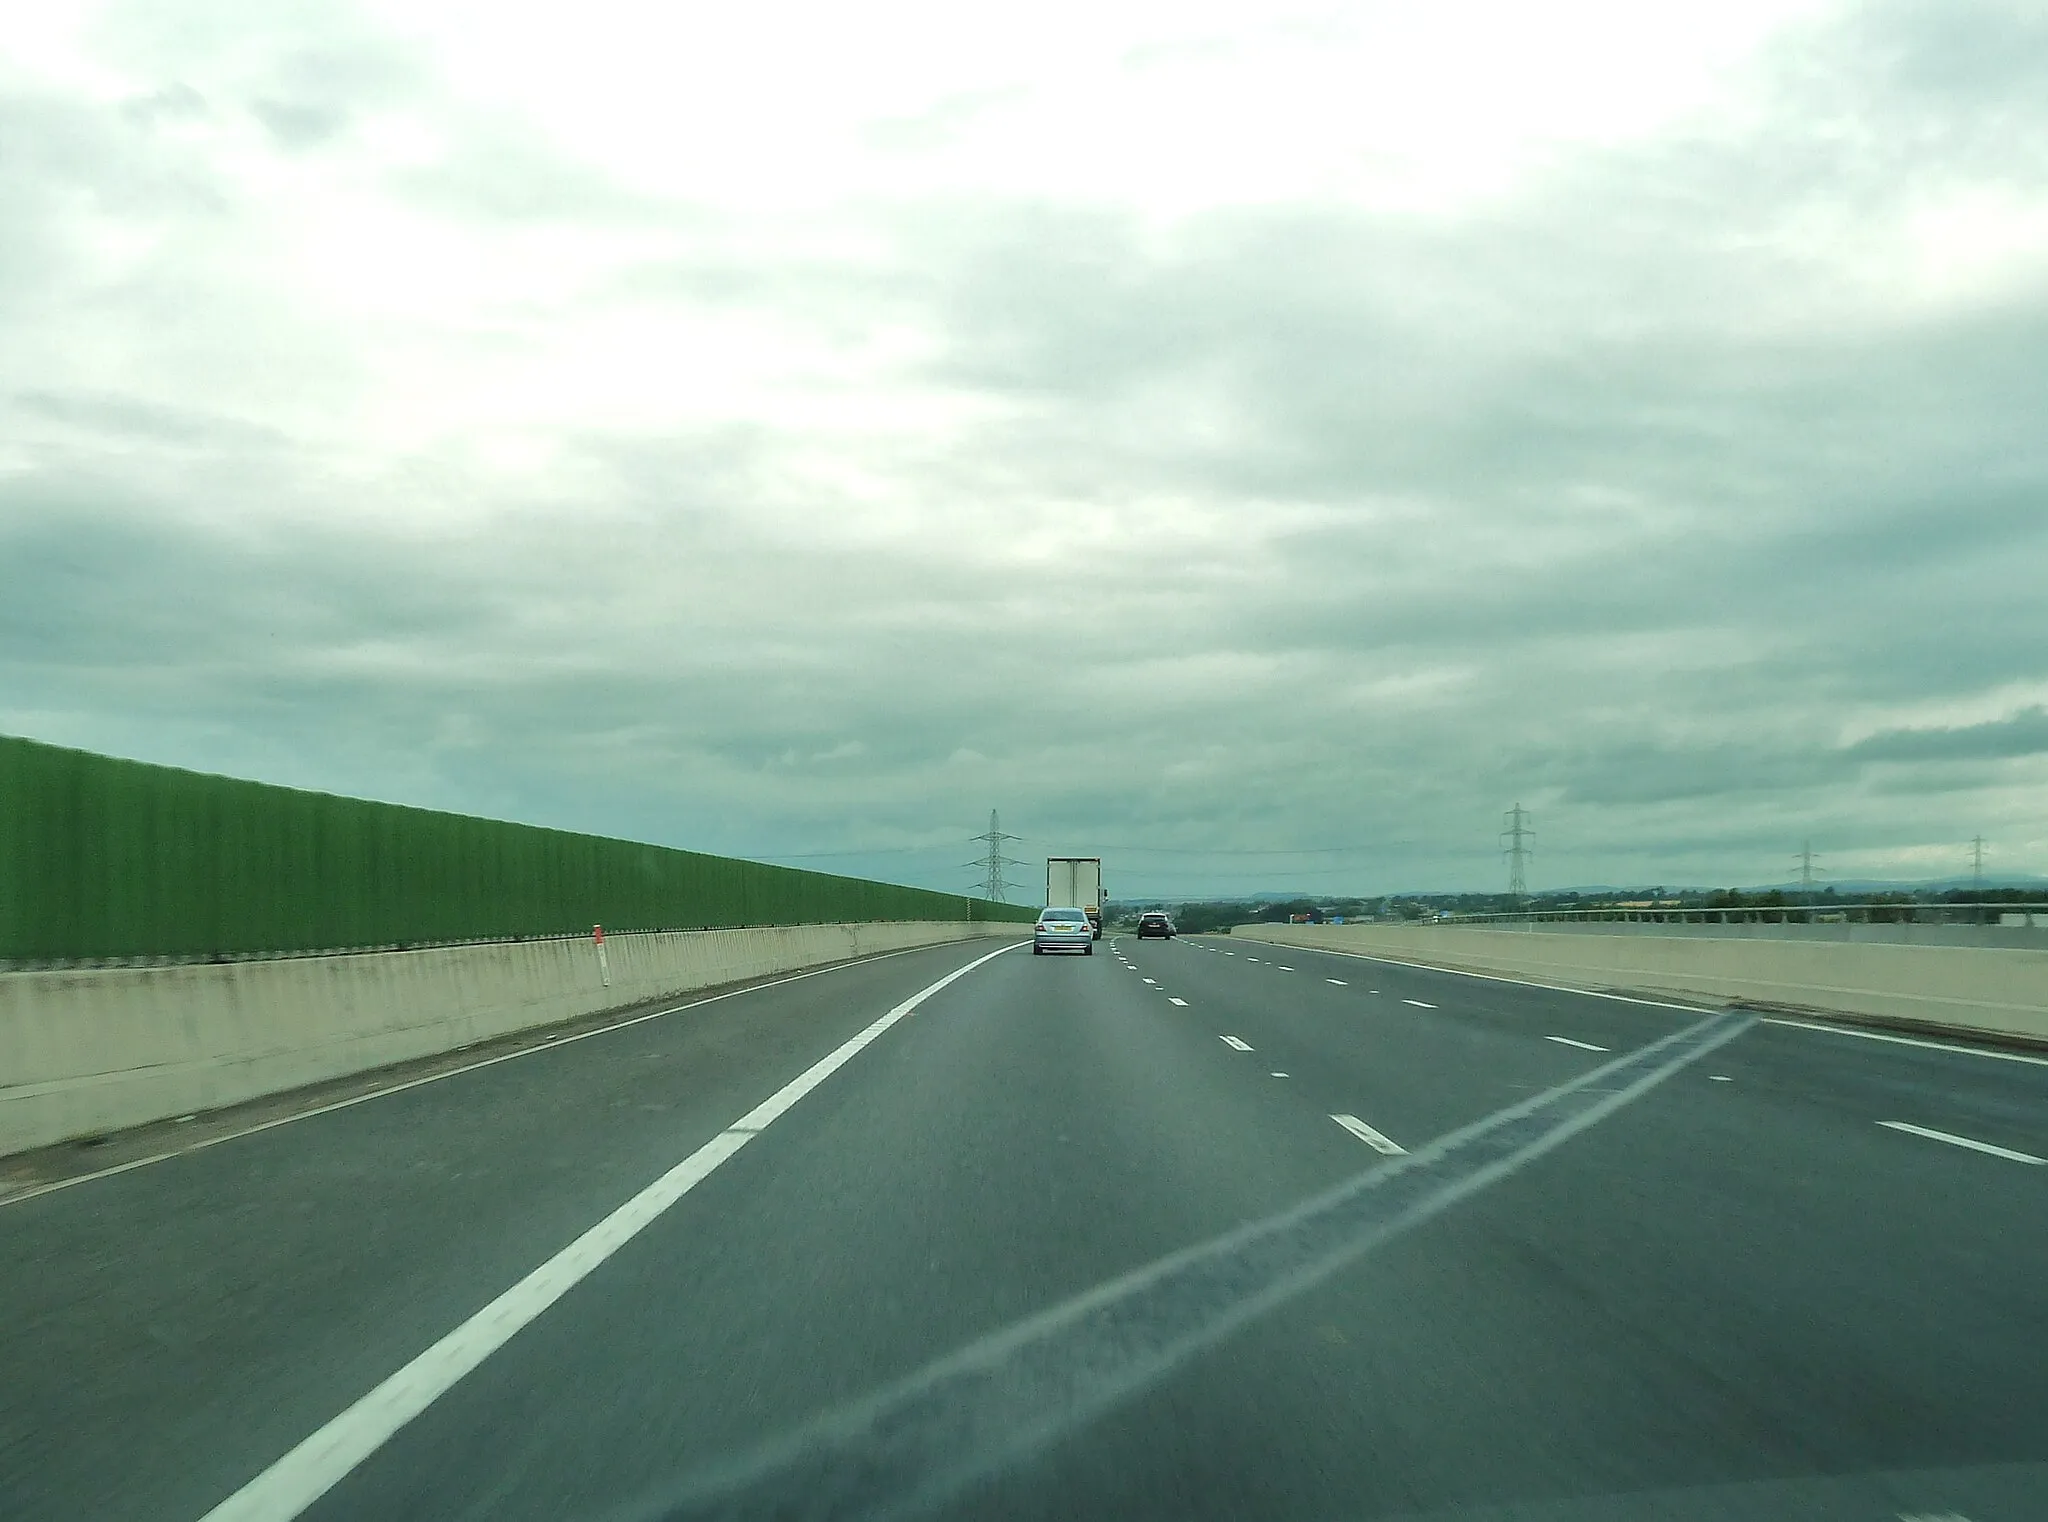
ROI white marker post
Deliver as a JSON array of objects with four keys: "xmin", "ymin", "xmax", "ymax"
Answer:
[{"xmin": 593, "ymin": 924, "xmax": 610, "ymax": 988}]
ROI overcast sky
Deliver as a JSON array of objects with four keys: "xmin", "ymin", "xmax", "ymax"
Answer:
[{"xmin": 5, "ymin": 0, "xmax": 2047, "ymax": 900}]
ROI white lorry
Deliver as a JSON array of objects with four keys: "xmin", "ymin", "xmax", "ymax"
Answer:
[{"xmin": 1045, "ymin": 857, "xmax": 1104, "ymax": 939}]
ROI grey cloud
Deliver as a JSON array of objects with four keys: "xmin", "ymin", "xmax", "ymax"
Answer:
[
  {"xmin": 12, "ymin": 390, "xmax": 287, "ymax": 449},
  {"xmin": 250, "ymin": 97, "xmax": 348, "ymax": 148},
  {"xmin": 122, "ymin": 82, "xmax": 210, "ymax": 127},
  {"xmin": 8, "ymin": 0, "xmax": 2048, "ymax": 897},
  {"xmin": 1847, "ymin": 707, "xmax": 2048, "ymax": 764}
]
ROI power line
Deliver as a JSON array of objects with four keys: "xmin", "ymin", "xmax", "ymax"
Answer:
[
  {"xmin": 1106, "ymin": 868, "xmax": 1382, "ymax": 883},
  {"xmin": 1090, "ymin": 842, "xmax": 1383, "ymax": 857},
  {"xmin": 749, "ymin": 844, "xmax": 961, "ymax": 860},
  {"xmin": 751, "ymin": 839, "xmax": 1398, "ymax": 861}
]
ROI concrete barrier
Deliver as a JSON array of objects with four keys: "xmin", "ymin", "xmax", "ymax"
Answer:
[
  {"xmin": 0, "ymin": 921, "xmax": 1019, "ymax": 1158},
  {"xmin": 1229, "ymin": 923, "xmax": 2048, "ymax": 1046}
]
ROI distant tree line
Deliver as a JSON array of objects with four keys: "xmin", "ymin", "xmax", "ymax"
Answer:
[{"xmin": 1110, "ymin": 880, "xmax": 2043, "ymax": 933}]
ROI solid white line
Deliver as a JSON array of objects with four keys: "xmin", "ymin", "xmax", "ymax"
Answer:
[
  {"xmin": 1220, "ymin": 1035, "xmax": 1254, "ymax": 1052},
  {"xmin": 0, "ymin": 940, "xmax": 979, "ymax": 1212},
  {"xmin": 1765, "ymin": 1018, "xmax": 2048, "ymax": 1068},
  {"xmin": 1241, "ymin": 940, "xmax": 1727, "ymax": 1016},
  {"xmin": 1545, "ymin": 1035, "xmax": 1610, "ymax": 1052},
  {"xmin": 195, "ymin": 941, "xmax": 1020, "ymax": 1522},
  {"xmin": 1878, "ymin": 1121, "xmax": 2045, "ymax": 1165},
  {"xmin": 1402, "ymin": 999, "xmax": 1436, "ymax": 1009},
  {"xmin": 1168, "ymin": 998, "xmax": 1189, "ymax": 1007},
  {"xmin": 1326, "ymin": 979, "xmax": 1347, "ymax": 986},
  {"xmin": 1330, "ymin": 1114, "xmax": 1406, "ymax": 1155}
]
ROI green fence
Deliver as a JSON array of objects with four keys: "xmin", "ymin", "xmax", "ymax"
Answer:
[{"xmin": 0, "ymin": 735, "xmax": 1034, "ymax": 963}]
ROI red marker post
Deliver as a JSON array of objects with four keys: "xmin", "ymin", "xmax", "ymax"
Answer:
[{"xmin": 593, "ymin": 923, "xmax": 610, "ymax": 988}]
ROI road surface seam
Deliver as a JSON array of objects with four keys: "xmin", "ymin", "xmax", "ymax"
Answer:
[{"xmin": 625, "ymin": 1009, "xmax": 1754, "ymax": 1522}]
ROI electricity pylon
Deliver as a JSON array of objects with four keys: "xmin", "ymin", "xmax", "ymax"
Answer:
[
  {"xmin": 966, "ymin": 810, "xmax": 1027, "ymax": 902},
  {"xmin": 1501, "ymin": 804, "xmax": 1534, "ymax": 905},
  {"xmin": 1794, "ymin": 841, "xmax": 1823, "ymax": 902}
]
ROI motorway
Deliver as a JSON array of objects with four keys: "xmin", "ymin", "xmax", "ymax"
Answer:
[{"xmin": 2, "ymin": 932, "xmax": 2045, "ymax": 1521}]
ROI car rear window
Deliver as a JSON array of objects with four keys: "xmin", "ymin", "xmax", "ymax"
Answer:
[{"xmin": 1041, "ymin": 910, "xmax": 1085, "ymax": 923}]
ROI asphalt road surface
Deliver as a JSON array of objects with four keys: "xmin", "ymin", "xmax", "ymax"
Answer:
[{"xmin": 3, "ymin": 932, "xmax": 2045, "ymax": 1522}]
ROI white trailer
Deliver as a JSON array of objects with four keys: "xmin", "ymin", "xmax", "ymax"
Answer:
[{"xmin": 1045, "ymin": 857, "xmax": 1104, "ymax": 938}]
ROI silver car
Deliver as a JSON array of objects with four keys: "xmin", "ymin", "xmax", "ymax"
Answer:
[{"xmin": 1033, "ymin": 907, "xmax": 1095, "ymax": 955}]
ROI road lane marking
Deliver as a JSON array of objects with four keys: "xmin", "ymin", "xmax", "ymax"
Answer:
[
  {"xmin": 1276, "ymin": 965, "xmax": 1295, "ymax": 971},
  {"xmin": 1766, "ymin": 1019, "xmax": 2048, "ymax": 1068},
  {"xmin": 1238, "ymin": 941, "xmax": 1803, "ymax": 1031},
  {"xmin": 1220, "ymin": 1035, "xmax": 1254, "ymax": 1051},
  {"xmin": 1143, "ymin": 978, "xmax": 1158, "ymax": 984},
  {"xmin": 193, "ymin": 941, "xmax": 1023, "ymax": 1522},
  {"xmin": 1326, "ymin": 979, "xmax": 1347, "ymax": 986},
  {"xmin": 1402, "ymin": 999, "xmax": 1436, "ymax": 1009},
  {"xmin": 1271, "ymin": 1072, "xmax": 1289, "ymax": 1078},
  {"xmin": 1330, "ymin": 1115, "xmax": 1406, "ymax": 1155},
  {"xmin": 1878, "ymin": 1122, "xmax": 2045, "ymax": 1165},
  {"xmin": 1709, "ymin": 1075, "xmax": 1732, "ymax": 1082},
  {"xmin": 0, "ymin": 938, "xmax": 999, "ymax": 1212},
  {"xmin": 1545, "ymin": 1036, "xmax": 1610, "ymax": 1052},
  {"xmin": 1168, "ymin": 998, "xmax": 1189, "ymax": 1007},
  {"xmin": 638, "ymin": 1009, "xmax": 1752, "ymax": 1522},
  {"xmin": 1245, "ymin": 957, "xmax": 1261, "ymax": 962}
]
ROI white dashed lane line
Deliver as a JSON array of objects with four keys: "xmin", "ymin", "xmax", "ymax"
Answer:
[
  {"xmin": 1326, "ymin": 979, "xmax": 1347, "ymax": 986},
  {"xmin": 1331, "ymin": 1114, "xmax": 1407, "ymax": 1155},
  {"xmin": 1270, "ymin": 1072, "xmax": 1289, "ymax": 1078},
  {"xmin": 1220, "ymin": 1035, "xmax": 1254, "ymax": 1052},
  {"xmin": 1143, "ymin": 978, "xmax": 1158, "ymax": 985},
  {"xmin": 1402, "ymin": 999, "xmax": 1437, "ymax": 1009},
  {"xmin": 1168, "ymin": 997, "xmax": 1189, "ymax": 1007},
  {"xmin": 1545, "ymin": 1036, "xmax": 1610, "ymax": 1052},
  {"xmin": 1879, "ymin": 1122, "xmax": 2044, "ymax": 1165}
]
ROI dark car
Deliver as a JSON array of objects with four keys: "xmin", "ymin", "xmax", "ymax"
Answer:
[{"xmin": 1136, "ymin": 911, "xmax": 1176, "ymax": 939}]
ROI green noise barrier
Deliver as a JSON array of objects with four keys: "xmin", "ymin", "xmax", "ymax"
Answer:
[{"xmin": 0, "ymin": 734, "xmax": 1034, "ymax": 963}]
